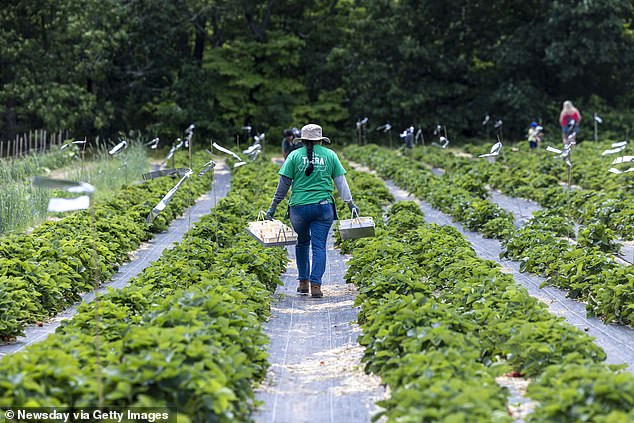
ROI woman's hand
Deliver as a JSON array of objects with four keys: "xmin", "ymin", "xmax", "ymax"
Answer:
[{"xmin": 347, "ymin": 201, "xmax": 360, "ymax": 216}]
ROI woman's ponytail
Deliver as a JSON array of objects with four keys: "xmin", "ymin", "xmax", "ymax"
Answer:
[{"xmin": 305, "ymin": 140, "xmax": 315, "ymax": 176}]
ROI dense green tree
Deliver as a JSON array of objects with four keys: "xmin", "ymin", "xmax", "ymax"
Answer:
[
  {"xmin": 0, "ymin": 0, "xmax": 632, "ymax": 144},
  {"xmin": 187, "ymin": 0, "xmax": 355, "ymax": 143},
  {"xmin": 337, "ymin": 0, "xmax": 494, "ymax": 139},
  {"xmin": 0, "ymin": 0, "xmax": 124, "ymax": 139},
  {"xmin": 334, "ymin": 0, "xmax": 634, "ymax": 140},
  {"xmin": 491, "ymin": 0, "xmax": 634, "ymax": 134}
]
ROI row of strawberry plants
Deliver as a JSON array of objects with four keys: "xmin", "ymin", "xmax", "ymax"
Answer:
[
  {"xmin": 414, "ymin": 145, "xmax": 634, "ymax": 324},
  {"xmin": 501, "ymin": 208, "xmax": 634, "ymax": 325},
  {"xmin": 348, "ymin": 145, "xmax": 634, "ymax": 326},
  {"xmin": 0, "ymin": 151, "xmax": 213, "ymax": 340},
  {"xmin": 333, "ymin": 160, "xmax": 394, "ymax": 253},
  {"xmin": 343, "ymin": 145, "xmax": 516, "ymax": 239},
  {"xmin": 407, "ymin": 142, "xmax": 632, "ymax": 246},
  {"xmin": 499, "ymin": 139, "xmax": 631, "ymax": 194},
  {"xmin": 457, "ymin": 145, "xmax": 634, "ymax": 325},
  {"xmin": 328, "ymin": 167, "xmax": 632, "ymax": 421},
  {"xmin": 0, "ymin": 159, "xmax": 288, "ymax": 421},
  {"xmin": 330, "ymin": 163, "xmax": 517, "ymax": 420},
  {"xmin": 427, "ymin": 139, "xmax": 629, "ymax": 197},
  {"xmin": 347, "ymin": 200, "xmax": 634, "ymax": 422},
  {"xmin": 454, "ymin": 143, "xmax": 633, "ymax": 243}
]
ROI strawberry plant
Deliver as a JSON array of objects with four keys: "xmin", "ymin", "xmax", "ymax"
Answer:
[
  {"xmin": 345, "ymin": 191, "xmax": 633, "ymax": 421},
  {"xmin": 0, "ymin": 156, "xmax": 288, "ymax": 421},
  {"xmin": 0, "ymin": 151, "xmax": 215, "ymax": 338}
]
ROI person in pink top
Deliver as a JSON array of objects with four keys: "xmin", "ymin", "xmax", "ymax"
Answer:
[{"xmin": 559, "ymin": 100, "xmax": 581, "ymax": 145}]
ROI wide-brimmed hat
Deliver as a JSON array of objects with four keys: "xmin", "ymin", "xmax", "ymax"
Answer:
[{"xmin": 294, "ymin": 123, "xmax": 331, "ymax": 144}]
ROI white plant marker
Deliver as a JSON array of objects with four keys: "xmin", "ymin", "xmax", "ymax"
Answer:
[
  {"xmin": 212, "ymin": 142, "xmax": 247, "ymax": 167},
  {"xmin": 60, "ymin": 139, "xmax": 87, "ymax": 150},
  {"xmin": 108, "ymin": 140, "xmax": 127, "ymax": 155},
  {"xmin": 161, "ymin": 138, "xmax": 184, "ymax": 166},
  {"xmin": 184, "ymin": 124, "xmax": 195, "ymax": 148},
  {"xmin": 145, "ymin": 137, "xmax": 160, "ymax": 149},
  {"xmin": 146, "ymin": 169, "xmax": 193, "ymax": 223},
  {"xmin": 607, "ymin": 154, "xmax": 634, "ymax": 174},
  {"xmin": 478, "ymin": 140, "xmax": 502, "ymax": 158},
  {"xmin": 198, "ymin": 160, "xmax": 216, "ymax": 177},
  {"xmin": 602, "ymin": 146, "xmax": 627, "ymax": 156}
]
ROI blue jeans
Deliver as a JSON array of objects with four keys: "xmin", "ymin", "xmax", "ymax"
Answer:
[
  {"xmin": 289, "ymin": 202, "xmax": 334, "ymax": 285},
  {"xmin": 562, "ymin": 125, "xmax": 579, "ymax": 141}
]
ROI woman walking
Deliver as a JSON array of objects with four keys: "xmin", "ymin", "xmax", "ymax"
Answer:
[
  {"xmin": 265, "ymin": 123, "xmax": 359, "ymax": 298},
  {"xmin": 559, "ymin": 100, "xmax": 582, "ymax": 145}
]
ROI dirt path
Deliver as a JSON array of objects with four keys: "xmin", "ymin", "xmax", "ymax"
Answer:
[{"xmin": 254, "ymin": 235, "xmax": 387, "ymax": 423}]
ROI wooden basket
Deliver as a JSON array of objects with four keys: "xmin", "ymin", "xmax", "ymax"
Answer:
[
  {"xmin": 246, "ymin": 212, "xmax": 298, "ymax": 247},
  {"xmin": 338, "ymin": 211, "xmax": 375, "ymax": 240}
]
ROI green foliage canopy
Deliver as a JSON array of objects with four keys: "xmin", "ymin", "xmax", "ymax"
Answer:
[{"xmin": 1, "ymin": 0, "xmax": 632, "ymax": 142}]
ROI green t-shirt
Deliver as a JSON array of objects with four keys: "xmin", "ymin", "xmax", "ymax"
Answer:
[{"xmin": 279, "ymin": 144, "xmax": 346, "ymax": 206}]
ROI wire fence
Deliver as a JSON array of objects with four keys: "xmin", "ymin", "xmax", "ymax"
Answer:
[{"xmin": 0, "ymin": 129, "xmax": 70, "ymax": 158}]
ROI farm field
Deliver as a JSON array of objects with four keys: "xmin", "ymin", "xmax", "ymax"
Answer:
[
  {"xmin": 0, "ymin": 140, "xmax": 632, "ymax": 423},
  {"xmin": 3, "ymin": 1, "xmax": 634, "ymax": 421},
  {"xmin": 0, "ymin": 163, "xmax": 232, "ymax": 356}
]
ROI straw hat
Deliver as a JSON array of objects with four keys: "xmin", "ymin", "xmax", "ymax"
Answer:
[{"xmin": 294, "ymin": 123, "xmax": 331, "ymax": 144}]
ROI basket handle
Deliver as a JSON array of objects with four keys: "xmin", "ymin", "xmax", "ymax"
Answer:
[
  {"xmin": 276, "ymin": 225, "xmax": 288, "ymax": 242},
  {"xmin": 350, "ymin": 208, "xmax": 361, "ymax": 224},
  {"xmin": 258, "ymin": 210, "xmax": 288, "ymax": 242}
]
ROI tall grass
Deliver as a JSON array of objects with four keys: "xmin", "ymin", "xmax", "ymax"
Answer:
[
  {"xmin": 0, "ymin": 147, "xmax": 78, "ymax": 183},
  {"xmin": 0, "ymin": 140, "xmax": 150, "ymax": 234},
  {"xmin": 0, "ymin": 147, "xmax": 78, "ymax": 234},
  {"xmin": 63, "ymin": 141, "xmax": 149, "ymax": 203},
  {"xmin": 0, "ymin": 184, "xmax": 50, "ymax": 234}
]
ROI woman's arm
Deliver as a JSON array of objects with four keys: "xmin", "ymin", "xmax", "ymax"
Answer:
[
  {"xmin": 270, "ymin": 175, "xmax": 292, "ymax": 209},
  {"xmin": 333, "ymin": 174, "xmax": 352, "ymax": 203},
  {"xmin": 265, "ymin": 175, "xmax": 292, "ymax": 219},
  {"xmin": 334, "ymin": 174, "xmax": 359, "ymax": 214}
]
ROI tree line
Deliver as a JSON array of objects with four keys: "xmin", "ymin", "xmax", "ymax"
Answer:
[{"xmin": 1, "ymin": 0, "xmax": 632, "ymax": 145}]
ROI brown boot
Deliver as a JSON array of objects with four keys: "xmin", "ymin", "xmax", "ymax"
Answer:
[
  {"xmin": 297, "ymin": 280, "xmax": 309, "ymax": 294},
  {"xmin": 310, "ymin": 283, "xmax": 323, "ymax": 298}
]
